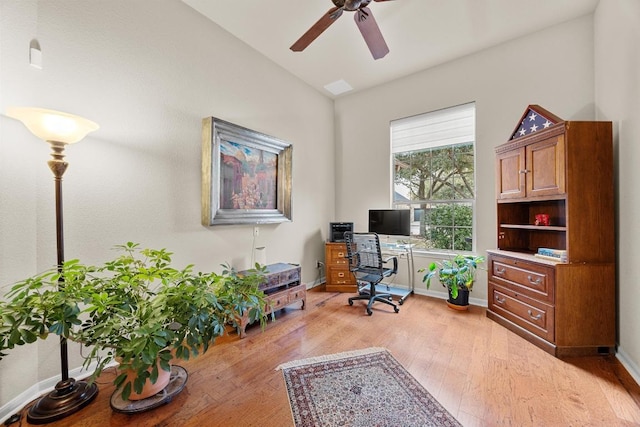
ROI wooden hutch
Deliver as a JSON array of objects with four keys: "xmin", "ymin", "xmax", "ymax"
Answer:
[{"xmin": 487, "ymin": 105, "xmax": 615, "ymax": 357}]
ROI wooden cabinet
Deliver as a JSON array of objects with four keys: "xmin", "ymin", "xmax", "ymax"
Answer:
[
  {"xmin": 237, "ymin": 263, "xmax": 306, "ymax": 338},
  {"xmin": 325, "ymin": 242, "xmax": 357, "ymax": 292},
  {"xmin": 488, "ymin": 251, "xmax": 615, "ymax": 357},
  {"xmin": 497, "ymin": 132, "xmax": 565, "ymax": 200},
  {"xmin": 488, "ymin": 105, "xmax": 615, "ymax": 357}
]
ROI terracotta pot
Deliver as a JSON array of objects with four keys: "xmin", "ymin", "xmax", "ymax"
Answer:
[{"xmin": 122, "ymin": 362, "xmax": 171, "ymax": 401}]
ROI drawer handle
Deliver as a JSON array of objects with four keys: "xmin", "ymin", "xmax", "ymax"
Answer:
[
  {"xmin": 495, "ymin": 295, "xmax": 506, "ymax": 304},
  {"xmin": 527, "ymin": 310, "xmax": 542, "ymax": 321},
  {"xmin": 338, "ymin": 252, "xmax": 344, "ymax": 257},
  {"xmin": 519, "ymin": 169, "xmax": 530, "ymax": 174},
  {"xmin": 527, "ymin": 275, "xmax": 542, "ymax": 285},
  {"xmin": 495, "ymin": 267, "xmax": 506, "ymax": 276},
  {"xmin": 338, "ymin": 272, "xmax": 345, "ymax": 277}
]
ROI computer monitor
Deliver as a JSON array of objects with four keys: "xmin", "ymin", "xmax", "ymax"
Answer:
[{"xmin": 368, "ymin": 209, "xmax": 410, "ymax": 236}]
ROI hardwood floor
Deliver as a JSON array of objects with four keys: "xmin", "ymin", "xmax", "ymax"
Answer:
[{"xmin": 13, "ymin": 288, "xmax": 640, "ymax": 426}]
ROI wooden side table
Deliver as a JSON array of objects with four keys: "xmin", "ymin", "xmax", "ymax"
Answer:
[{"xmin": 238, "ymin": 263, "xmax": 305, "ymax": 338}]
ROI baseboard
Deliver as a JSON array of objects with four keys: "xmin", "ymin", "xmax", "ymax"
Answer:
[
  {"xmin": 0, "ymin": 361, "xmax": 115, "ymax": 424},
  {"xmin": 307, "ymin": 279, "xmax": 325, "ymax": 289},
  {"xmin": 616, "ymin": 346, "xmax": 640, "ymax": 386}
]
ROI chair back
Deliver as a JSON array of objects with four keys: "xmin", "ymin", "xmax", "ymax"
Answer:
[{"xmin": 344, "ymin": 232, "xmax": 384, "ymax": 277}]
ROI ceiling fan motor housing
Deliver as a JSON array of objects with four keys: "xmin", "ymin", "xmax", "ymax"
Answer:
[{"xmin": 333, "ymin": 0, "xmax": 372, "ymax": 11}]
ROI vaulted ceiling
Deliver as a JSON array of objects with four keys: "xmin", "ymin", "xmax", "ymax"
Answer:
[{"xmin": 182, "ymin": 0, "xmax": 599, "ymax": 98}]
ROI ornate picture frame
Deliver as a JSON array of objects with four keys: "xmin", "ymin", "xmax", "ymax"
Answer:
[{"xmin": 201, "ymin": 117, "xmax": 292, "ymax": 226}]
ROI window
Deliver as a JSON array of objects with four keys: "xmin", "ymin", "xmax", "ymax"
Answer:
[{"xmin": 391, "ymin": 102, "xmax": 476, "ymax": 251}]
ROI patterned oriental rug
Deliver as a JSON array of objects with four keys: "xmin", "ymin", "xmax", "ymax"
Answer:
[{"xmin": 277, "ymin": 347, "xmax": 461, "ymax": 427}]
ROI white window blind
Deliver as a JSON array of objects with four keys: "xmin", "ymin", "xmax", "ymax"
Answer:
[{"xmin": 391, "ymin": 102, "xmax": 475, "ymax": 154}]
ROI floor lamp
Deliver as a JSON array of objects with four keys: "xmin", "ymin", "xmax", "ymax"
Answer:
[{"xmin": 7, "ymin": 107, "xmax": 100, "ymax": 424}]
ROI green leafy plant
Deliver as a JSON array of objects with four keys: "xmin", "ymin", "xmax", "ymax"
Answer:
[
  {"xmin": 419, "ymin": 254, "xmax": 485, "ymax": 299},
  {"xmin": 0, "ymin": 242, "xmax": 267, "ymax": 401}
]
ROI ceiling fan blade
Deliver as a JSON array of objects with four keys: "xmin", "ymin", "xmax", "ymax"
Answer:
[
  {"xmin": 290, "ymin": 7, "xmax": 343, "ymax": 52},
  {"xmin": 354, "ymin": 7, "xmax": 389, "ymax": 59}
]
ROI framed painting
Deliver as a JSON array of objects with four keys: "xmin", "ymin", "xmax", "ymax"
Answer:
[{"xmin": 201, "ymin": 117, "xmax": 292, "ymax": 226}]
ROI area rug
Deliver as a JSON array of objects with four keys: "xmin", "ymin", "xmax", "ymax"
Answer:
[{"xmin": 276, "ymin": 347, "xmax": 461, "ymax": 427}]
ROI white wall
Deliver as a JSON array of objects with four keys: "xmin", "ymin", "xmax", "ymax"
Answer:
[
  {"xmin": 594, "ymin": 0, "xmax": 640, "ymax": 383},
  {"xmin": 334, "ymin": 15, "xmax": 596, "ymax": 303},
  {"xmin": 0, "ymin": 0, "xmax": 335, "ymax": 408},
  {"xmin": 3, "ymin": 0, "xmax": 640, "ymax": 418}
]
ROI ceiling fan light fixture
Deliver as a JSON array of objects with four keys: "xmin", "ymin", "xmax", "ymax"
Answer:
[{"xmin": 324, "ymin": 79, "xmax": 353, "ymax": 96}]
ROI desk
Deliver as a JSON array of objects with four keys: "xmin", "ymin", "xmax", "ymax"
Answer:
[{"xmin": 374, "ymin": 242, "xmax": 415, "ymax": 304}]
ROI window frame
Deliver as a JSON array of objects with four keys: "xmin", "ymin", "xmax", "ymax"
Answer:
[{"xmin": 390, "ymin": 103, "xmax": 477, "ymax": 253}]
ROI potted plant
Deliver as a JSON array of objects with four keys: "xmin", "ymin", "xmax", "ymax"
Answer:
[
  {"xmin": 0, "ymin": 242, "xmax": 268, "ymax": 401},
  {"xmin": 419, "ymin": 254, "xmax": 485, "ymax": 310}
]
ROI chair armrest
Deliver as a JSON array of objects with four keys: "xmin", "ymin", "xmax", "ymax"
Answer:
[{"xmin": 382, "ymin": 256, "xmax": 398, "ymax": 274}]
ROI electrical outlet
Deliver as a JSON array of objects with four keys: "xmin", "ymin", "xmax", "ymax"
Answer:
[
  {"xmin": 316, "ymin": 260, "xmax": 324, "ymax": 269},
  {"xmin": 253, "ymin": 226, "xmax": 259, "ymax": 237}
]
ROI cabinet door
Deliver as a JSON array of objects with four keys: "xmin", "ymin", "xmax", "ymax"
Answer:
[
  {"xmin": 526, "ymin": 136, "xmax": 565, "ymax": 198},
  {"xmin": 496, "ymin": 147, "xmax": 526, "ymax": 199}
]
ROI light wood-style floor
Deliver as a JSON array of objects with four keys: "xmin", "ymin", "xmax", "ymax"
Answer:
[{"xmin": 13, "ymin": 288, "xmax": 640, "ymax": 426}]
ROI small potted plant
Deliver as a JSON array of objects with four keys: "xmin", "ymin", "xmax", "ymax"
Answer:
[
  {"xmin": 419, "ymin": 254, "xmax": 485, "ymax": 310},
  {"xmin": 0, "ymin": 242, "xmax": 268, "ymax": 401}
]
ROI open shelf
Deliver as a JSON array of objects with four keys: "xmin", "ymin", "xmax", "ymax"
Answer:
[
  {"xmin": 497, "ymin": 198, "xmax": 567, "ymax": 253},
  {"xmin": 500, "ymin": 224, "xmax": 567, "ymax": 231}
]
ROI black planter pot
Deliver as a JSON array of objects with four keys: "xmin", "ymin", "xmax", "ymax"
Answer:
[{"xmin": 447, "ymin": 287, "xmax": 470, "ymax": 310}]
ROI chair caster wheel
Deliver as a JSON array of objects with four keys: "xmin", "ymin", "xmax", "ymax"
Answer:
[
  {"xmin": 348, "ymin": 300, "xmax": 354, "ymax": 306},
  {"xmin": 367, "ymin": 309, "xmax": 373, "ymax": 316},
  {"xmin": 394, "ymin": 307, "xmax": 400, "ymax": 313},
  {"xmin": 398, "ymin": 300, "xmax": 404, "ymax": 305}
]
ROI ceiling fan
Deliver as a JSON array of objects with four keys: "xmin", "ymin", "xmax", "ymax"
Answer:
[{"xmin": 290, "ymin": 0, "xmax": 394, "ymax": 60}]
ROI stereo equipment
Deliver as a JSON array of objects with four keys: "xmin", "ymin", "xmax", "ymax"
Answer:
[{"xmin": 329, "ymin": 222, "xmax": 353, "ymax": 242}]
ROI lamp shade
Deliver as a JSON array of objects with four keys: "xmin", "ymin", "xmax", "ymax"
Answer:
[{"xmin": 7, "ymin": 107, "xmax": 99, "ymax": 144}]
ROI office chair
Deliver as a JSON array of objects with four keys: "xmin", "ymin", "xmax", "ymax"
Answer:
[{"xmin": 344, "ymin": 232, "xmax": 400, "ymax": 316}]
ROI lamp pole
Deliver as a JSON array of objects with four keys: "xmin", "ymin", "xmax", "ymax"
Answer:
[
  {"xmin": 50, "ymin": 141, "xmax": 71, "ymax": 382},
  {"xmin": 48, "ymin": 140, "xmax": 70, "ymax": 380},
  {"xmin": 7, "ymin": 107, "xmax": 100, "ymax": 424}
]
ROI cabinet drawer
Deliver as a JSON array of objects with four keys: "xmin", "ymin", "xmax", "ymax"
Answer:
[
  {"xmin": 266, "ymin": 291, "xmax": 288, "ymax": 312},
  {"xmin": 490, "ymin": 283, "xmax": 554, "ymax": 342},
  {"xmin": 489, "ymin": 255, "xmax": 554, "ymax": 304},
  {"xmin": 288, "ymin": 284, "xmax": 306, "ymax": 302},
  {"xmin": 327, "ymin": 246, "xmax": 350, "ymax": 266},
  {"xmin": 329, "ymin": 268, "xmax": 355, "ymax": 285},
  {"xmin": 286, "ymin": 268, "xmax": 300, "ymax": 283}
]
